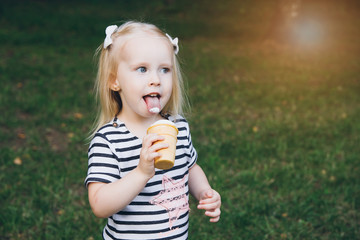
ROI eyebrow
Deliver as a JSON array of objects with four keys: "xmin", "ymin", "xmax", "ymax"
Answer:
[{"xmin": 129, "ymin": 61, "xmax": 173, "ymax": 68}]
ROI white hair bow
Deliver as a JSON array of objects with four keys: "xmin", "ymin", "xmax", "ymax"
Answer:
[
  {"xmin": 104, "ymin": 25, "xmax": 118, "ymax": 49},
  {"xmin": 166, "ymin": 33, "xmax": 179, "ymax": 55}
]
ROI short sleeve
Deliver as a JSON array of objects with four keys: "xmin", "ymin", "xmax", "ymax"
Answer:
[
  {"xmin": 84, "ymin": 133, "xmax": 120, "ymax": 187},
  {"xmin": 185, "ymin": 121, "xmax": 198, "ymax": 169}
]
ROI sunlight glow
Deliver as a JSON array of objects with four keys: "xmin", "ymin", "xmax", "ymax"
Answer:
[{"xmin": 292, "ymin": 18, "xmax": 324, "ymax": 46}]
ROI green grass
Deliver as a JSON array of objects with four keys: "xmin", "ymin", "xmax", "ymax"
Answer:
[{"xmin": 1, "ymin": 0, "xmax": 359, "ymax": 239}]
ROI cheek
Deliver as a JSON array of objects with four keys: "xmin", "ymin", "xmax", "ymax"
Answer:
[
  {"xmin": 164, "ymin": 77, "xmax": 174, "ymax": 93},
  {"xmin": 162, "ymin": 82, "xmax": 173, "ymax": 104}
]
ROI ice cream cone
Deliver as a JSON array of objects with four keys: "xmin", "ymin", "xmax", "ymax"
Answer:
[{"xmin": 147, "ymin": 120, "xmax": 178, "ymax": 170}]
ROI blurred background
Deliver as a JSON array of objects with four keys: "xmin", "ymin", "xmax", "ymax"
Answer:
[{"xmin": 1, "ymin": 0, "xmax": 359, "ymax": 239}]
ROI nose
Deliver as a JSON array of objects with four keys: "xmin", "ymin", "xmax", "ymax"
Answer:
[{"xmin": 149, "ymin": 72, "xmax": 161, "ymax": 86}]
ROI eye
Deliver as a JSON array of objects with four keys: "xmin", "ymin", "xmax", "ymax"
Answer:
[
  {"xmin": 136, "ymin": 67, "xmax": 147, "ymax": 73},
  {"xmin": 160, "ymin": 68, "xmax": 170, "ymax": 74}
]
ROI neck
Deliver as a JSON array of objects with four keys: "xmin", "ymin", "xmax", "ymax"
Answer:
[{"xmin": 117, "ymin": 111, "xmax": 163, "ymax": 139}]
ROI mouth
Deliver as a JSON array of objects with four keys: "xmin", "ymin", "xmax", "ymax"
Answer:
[{"xmin": 143, "ymin": 93, "xmax": 161, "ymax": 113}]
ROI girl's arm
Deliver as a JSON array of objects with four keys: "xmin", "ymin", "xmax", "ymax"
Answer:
[
  {"xmin": 88, "ymin": 168, "xmax": 150, "ymax": 218},
  {"xmin": 188, "ymin": 164, "xmax": 221, "ymax": 222},
  {"xmin": 88, "ymin": 133, "xmax": 168, "ymax": 218}
]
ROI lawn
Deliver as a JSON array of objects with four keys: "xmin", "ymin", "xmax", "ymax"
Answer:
[{"xmin": 1, "ymin": 0, "xmax": 359, "ymax": 239}]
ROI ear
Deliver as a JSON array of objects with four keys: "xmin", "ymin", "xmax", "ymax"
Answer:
[{"xmin": 109, "ymin": 74, "xmax": 121, "ymax": 91}]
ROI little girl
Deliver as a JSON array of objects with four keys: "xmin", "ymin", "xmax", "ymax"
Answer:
[{"xmin": 85, "ymin": 21, "xmax": 221, "ymax": 240}]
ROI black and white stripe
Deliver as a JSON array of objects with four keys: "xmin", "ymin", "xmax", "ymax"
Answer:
[{"xmin": 85, "ymin": 115, "xmax": 197, "ymax": 240}]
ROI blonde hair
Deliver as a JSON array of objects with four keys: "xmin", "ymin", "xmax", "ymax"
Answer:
[{"xmin": 90, "ymin": 21, "xmax": 187, "ymax": 138}]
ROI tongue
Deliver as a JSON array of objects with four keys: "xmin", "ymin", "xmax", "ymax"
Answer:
[{"xmin": 144, "ymin": 96, "xmax": 161, "ymax": 113}]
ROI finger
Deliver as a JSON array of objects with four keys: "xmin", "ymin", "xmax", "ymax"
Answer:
[
  {"xmin": 205, "ymin": 208, "xmax": 221, "ymax": 218},
  {"xmin": 142, "ymin": 134, "xmax": 165, "ymax": 150},
  {"xmin": 141, "ymin": 137, "xmax": 164, "ymax": 160},
  {"xmin": 198, "ymin": 201, "xmax": 220, "ymax": 210},
  {"xmin": 209, "ymin": 216, "xmax": 220, "ymax": 223},
  {"xmin": 199, "ymin": 194, "xmax": 220, "ymax": 205},
  {"xmin": 199, "ymin": 189, "xmax": 213, "ymax": 200},
  {"xmin": 199, "ymin": 197, "xmax": 216, "ymax": 205},
  {"xmin": 150, "ymin": 142, "xmax": 169, "ymax": 152},
  {"xmin": 147, "ymin": 152, "xmax": 162, "ymax": 161},
  {"xmin": 204, "ymin": 190, "xmax": 213, "ymax": 199},
  {"xmin": 142, "ymin": 136, "xmax": 155, "ymax": 149},
  {"xmin": 143, "ymin": 133, "xmax": 165, "ymax": 145}
]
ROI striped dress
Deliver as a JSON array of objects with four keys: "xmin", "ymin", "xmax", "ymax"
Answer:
[{"xmin": 85, "ymin": 115, "xmax": 198, "ymax": 240}]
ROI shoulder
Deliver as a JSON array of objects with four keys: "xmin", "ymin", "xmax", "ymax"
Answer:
[
  {"xmin": 168, "ymin": 114, "xmax": 188, "ymax": 123},
  {"xmin": 169, "ymin": 114, "xmax": 189, "ymax": 126},
  {"xmin": 91, "ymin": 119, "xmax": 131, "ymax": 145},
  {"xmin": 168, "ymin": 115, "xmax": 193, "ymax": 138}
]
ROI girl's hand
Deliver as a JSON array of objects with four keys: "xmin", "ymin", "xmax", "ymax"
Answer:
[
  {"xmin": 197, "ymin": 189, "xmax": 221, "ymax": 222},
  {"xmin": 138, "ymin": 133, "xmax": 168, "ymax": 178}
]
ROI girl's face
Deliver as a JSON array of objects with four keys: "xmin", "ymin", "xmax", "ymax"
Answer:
[{"xmin": 112, "ymin": 34, "xmax": 173, "ymax": 121}]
